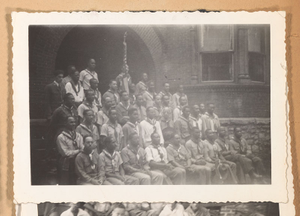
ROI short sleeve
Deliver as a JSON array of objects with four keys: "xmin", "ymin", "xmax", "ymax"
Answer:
[
  {"xmin": 77, "ymin": 105, "xmax": 85, "ymax": 118},
  {"xmin": 145, "ymin": 147, "xmax": 154, "ymax": 162},
  {"xmin": 79, "ymin": 70, "xmax": 85, "ymax": 82},
  {"xmin": 65, "ymin": 82, "xmax": 72, "ymax": 94},
  {"xmin": 116, "ymin": 152, "xmax": 123, "ymax": 166},
  {"xmin": 100, "ymin": 124, "xmax": 109, "ymax": 137}
]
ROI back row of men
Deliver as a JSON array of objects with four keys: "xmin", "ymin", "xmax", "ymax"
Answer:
[{"xmin": 45, "ymin": 58, "xmax": 265, "ymax": 185}]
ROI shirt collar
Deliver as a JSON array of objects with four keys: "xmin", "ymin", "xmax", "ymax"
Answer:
[
  {"xmin": 103, "ymin": 149, "xmax": 116, "ymax": 159},
  {"xmin": 53, "ymin": 81, "xmax": 59, "ymax": 86}
]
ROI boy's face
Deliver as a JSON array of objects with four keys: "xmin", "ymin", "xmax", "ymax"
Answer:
[
  {"xmin": 107, "ymin": 140, "xmax": 117, "ymax": 152},
  {"xmin": 86, "ymin": 92, "xmax": 95, "ymax": 102},
  {"xmin": 90, "ymin": 80, "xmax": 98, "ymax": 89},
  {"xmin": 56, "ymin": 74, "xmax": 64, "ymax": 83},
  {"xmin": 66, "ymin": 117, "xmax": 76, "ymax": 130},
  {"xmin": 85, "ymin": 111, "xmax": 95, "ymax": 123},
  {"xmin": 131, "ymin": 110, "xmax": 139, "ymax": 122},
  {"xmin": 109, "ymin": 110, "xmax": 118, "ymax": 122},
  {"xmin": 164, "ymin": 83, "xmax": 170, "ymax": 92},
  {"xmin": 110, "ymin": 81, "xmax": 118, "ymax": 91},
  {"xmin": 152, "ymin": 133, "xmax": 160, "ymax": 145}
]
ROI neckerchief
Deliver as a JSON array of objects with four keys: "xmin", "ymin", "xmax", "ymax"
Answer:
[
  {"xmin": 217, "ymin": 137, "xmax": 229, "ymax": 151},
  {"xmin": 126, "ymin": 121, "xmax": 139, "ymax": 135},
  {"xmin": 83, "ymin": 100, "xmax": 95, "ymax": 110},
  {"xmin": 103, "ymin": 149, "xmax": 118, "ymax": 173},
  {"xmin": 79, "ymin": 123, "xmax": 94, "ymax": 134},
  {"xmin": 191, "ymin": 139, "xmax": 203, "ymax": 156},
  {"xmin": 62, "ymin": 130, "xmax": 78, "ymax": 149},
  {"xmin": 169, "ymin": 144, "xmax": 185, "ymax": 161},
  {"xmin": 150, "ymin": 144, "xmax": 164, "ymax": 162},
  {"xmin": 90, "ymin": 88, "xmax": 100, "ymax": 105},
  {"xmin": 127, "ymin": 145, "xmax": 141, "ymax": 161},
  {"xmin": 61, "ymin": 104, "xmax": 76, "ymax": 117},
  {"xmin": 84, "ymin": 69, "xmax": 97, "ymax": 79},
  {"xmin": 146, "ymin": 118, "xmax": 157, "ymax": 133},
  {"xmin": 108, "ymin": 89, "xmax": 119, "ymax": 103},
  {"xmin": 87, "ymin": 150, "xmax": 95, "ymax": 170},
  {"xmin": 70, "ymin": 80, "xmax": 81, "ymax": 96},
  {"xmin": 179, "ymin": 115, "xmax": 189, "ymax": 123},
  {"xmin": 119, "ymin": 102, "xmax": 130, "ymax": 110},
  {"xmin": 107, "ymin": 121, "xmax": 119, "ymax": 142}
]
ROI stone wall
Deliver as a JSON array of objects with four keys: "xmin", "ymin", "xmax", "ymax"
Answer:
[{"xmin": 220, "ymin": 118, "xmax": 271, "ymax": 176}]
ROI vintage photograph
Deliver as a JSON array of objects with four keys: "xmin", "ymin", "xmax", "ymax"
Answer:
[
  {"xmin": 29, "ymin": 24, "xmax": 270, "ymax": 186},
  {"xmin": 13, "ymin": 12, "xmax": 287, "ymax": 203},
  {"xmin": 33, "ymin": 202, "xmax": 279, "ymax": 216}
]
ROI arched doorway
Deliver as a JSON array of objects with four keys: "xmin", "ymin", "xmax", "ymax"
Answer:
[{"xmin": 55, "ymin": 25, "xmax": 156, "ymax": 94}]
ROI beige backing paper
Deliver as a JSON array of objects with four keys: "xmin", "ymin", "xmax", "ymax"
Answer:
[{"xmin": 12, "ymin": 11, "xmax": 287, "ymax": 204}]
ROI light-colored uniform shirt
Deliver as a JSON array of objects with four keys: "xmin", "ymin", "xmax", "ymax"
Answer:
[
  {"xmin": 56, "ymin": 131, "xmax": 84, "ymax": 157},
  {"xmin": 140, "ymin": 118, "xmax": 164, "ymax": 147},
  {"xmin": 99, "ymin": 150, "xmax": 123, "ymax": 174},
  {"xmin": 96, "ymin": 108, "xmax": 109, "ymax": 127},
  {"xmin": 202, "ymin": 112, "xmax": 220, "ymax": 133},
  {"xmin": 77, "ymin": 101, "xmax": 98, "ymax": 120},
  {"xmin": 65, "ymin": 82, "xmax": 85, "ymax": 103},
  {"xmin": 101, "ymin": 121, "xmax": 124, "ymax": 150},
  {"xmin": 145, "ymin": 144, "xmax": 168, "ymax": 164},
  {"xmin": 79, "ymin": 69, "xmax": 99, "ymax": 90},
  {"xmin": 76, "ymin": 123, "xmax": 100, "ymax": 143}
]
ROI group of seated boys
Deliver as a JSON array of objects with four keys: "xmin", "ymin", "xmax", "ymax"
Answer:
[{"xmin": 44, "ymin": 59, "xmax": 266, "ymax": 185}]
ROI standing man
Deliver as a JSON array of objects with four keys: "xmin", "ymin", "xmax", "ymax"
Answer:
[
  {"xmin": 143, "ymin": 80, "xmax": 157, "ymax": 108},
  {"xmin": 189, "ymin": 104, "xmax": 204, "ymax": 139},
  {"xmin": 56, "ymin": 116, "xmax": 84, "ymax": 185},
  {"xmin": 122, "ymin": 107, "xmax": 143, "ymax": 148},
  {"xmin": 65, "ymin": 70, "xmax": 85, "ymax": 107},
  {"xmin": 172, "ymin": 84, "xmax": 188, "ymax": 109},
  {"xmin": 61, "ymin": 65, "xmax": 77, "ymax": 88},
  {"xmin": 79, "ymin": 58, "xmax": 99, "ymax": 90},
  {"xmin": 75, "ymin": 135, "xmax": 111, "ymax": 185},
  {"xmin": 174, "ymin": 106, "xmax": 191, "ymax": 145},
  {"xmin": 173, "ymin": 95, "xmax": 188, "ymax": 122},
  {"xmin": 77, "ymin": 90, "xmax": 98, "ymax": 122},
  {"xmin": 145, "ymin": 132, "xmax": 186, "ymax": 185},
  {"xmin": 100, "ymin": 108, "xmax": 124, "ymax": 151},
  {"xmin": 103, "ymin": 79, "xmax": 120, "ymax": 107},
  {"xmin": 95, "ymin": 96, "xmax": 113, "ymax": 132},
  {"xmin": 45, "ymin": 69, "xmax": 64, "ymax": 119},
  {"xmin": 133, "ymin": 94, "xmax": 147, "ymax": 122},
  {"xmin": 229, "ymin": 127, "xmax": 266, "ymax": 177},
  {"xmin": 135, "ymin": 72, "xmax": 149, "ymax": 95},
  {"xmin": 115, "ymin": 91, "xmax": 132, "ymax": 125},
  {"xmin": 158, "ymin": 82, "xmax": 173, "ymax": 108},
  {"xmin": 89, "ymin": 78, "xmax": 102, "ymax": 111},
  {"xmin": 128, "ymin": 83, "xmax": 136, "ymax": 105},
  {"xmin": 202, "ymin": 103, "xmax": 220, "ymax": 138},
  {"xmin": 76, "ymin": 110, "xmax": 100, "ymax": 152},
  {"xmin": 47, "ymin": 93, "xmax": 78, "ymax": 149},
  {"xmin": 99, "ymin": 137, "xmax": 139, "ymax": 185},
  {"xmin": 121, "ymin": 132, "xmax": 165, "ymax": 185},
  {"xmin": 140, "ymin": 106, "xmax": 164, "ymax": 148},
  {"xmin": 116, "ymin": 64, "xmax": 132, "ymax": 94},
  {"xmin": 185, "ymin": 127, "xmax": 214, "ymax": 184}
]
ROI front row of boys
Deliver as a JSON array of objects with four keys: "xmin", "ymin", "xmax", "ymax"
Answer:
[{"xmin": 57, "ymin": 113, "xmax": 264, "ymax": 185}]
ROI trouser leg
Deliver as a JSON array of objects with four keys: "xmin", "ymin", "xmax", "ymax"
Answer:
[
  {"xmin": 124, "ymin": 175, "xmax": 139, "ymax": 185},
  {"xmin": 106, "ymin": 177, "xmax": 125, "ymax": 185},
  {"xmin": 150, "ymin": 170, "xmax": 165, "ymax": 185},
  {"xmin": 165, "ymin": 167, "xmax": 186, "ymax": 185},
  {"xmin": 131, "ymin": 172, "xmax": 151, "ymax": 185}
]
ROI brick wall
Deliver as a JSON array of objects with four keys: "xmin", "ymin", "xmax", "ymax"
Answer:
[{"xmin": 29, "ymin": 25, "xmax": 270, "ymax": 119}]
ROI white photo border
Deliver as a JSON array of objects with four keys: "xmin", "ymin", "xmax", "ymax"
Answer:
[{"xmin": 13, "ymin": 11, "xmax": 287, "ymax": 203}]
